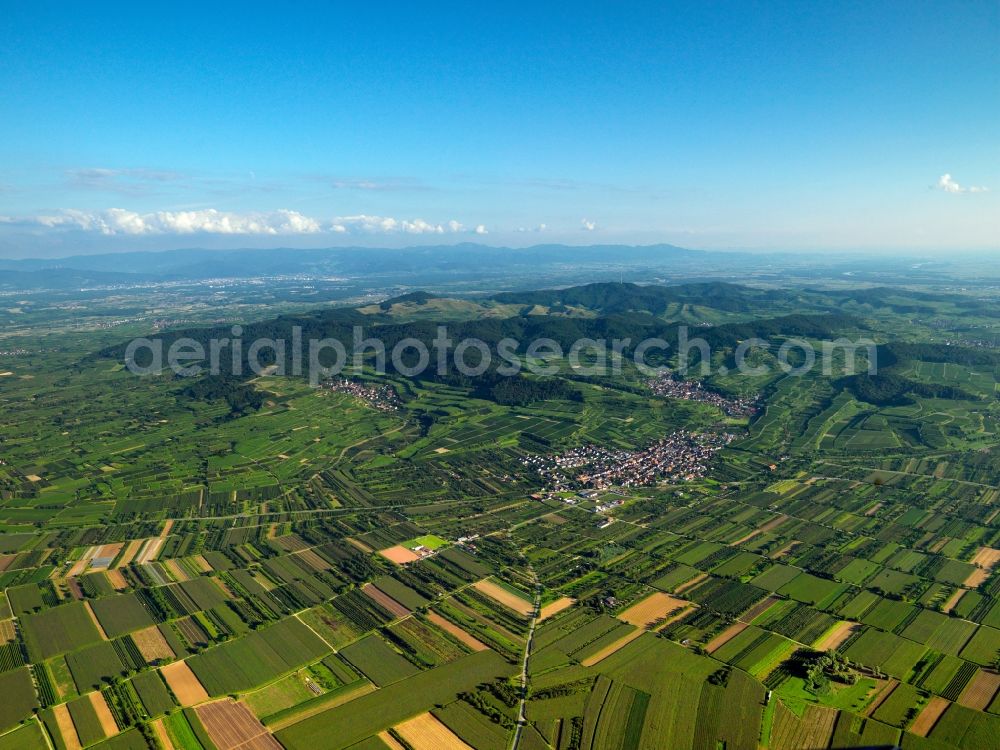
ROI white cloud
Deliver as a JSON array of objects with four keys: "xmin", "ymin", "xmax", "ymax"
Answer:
[
  {"xmin": 938, "ymin": 173, "xmax": 988, "ymax": 194},
  {"xmin": 1, "ymin": 208, "xmax": 487, "ymax": 237},
  {"xmin": 329, "ymin": 215, "xmax": 461, "ymax": 234},
  {"xmin": 327, "ymin": 215, "xmax": 479, "ymax": 235},
  {"xmin": 581, "ymin": 219, "xmax": 597, "ymax": 231},
  {"xmin": 12, "ymin": 208, "xmax": 322, "ymax": 235}
]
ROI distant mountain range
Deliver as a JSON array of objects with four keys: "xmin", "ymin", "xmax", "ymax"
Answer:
[
  {"xmin": 0, "ymin": 243, "xmax": 704, "ymax": 275},
  {"xmin": 0, "ymin": 243, "xmax": 971, "ymax": 292},
  {"xmin": 0, "ymin": 243, "xmax": 724, "ymax": 291}
]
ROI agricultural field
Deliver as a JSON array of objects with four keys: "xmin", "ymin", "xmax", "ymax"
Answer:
[{"xmin": 0, "ymin": 278, "xmax": 999, "ymax": 748}]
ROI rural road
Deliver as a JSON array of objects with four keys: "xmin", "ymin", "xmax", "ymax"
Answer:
[{"xmin": 510, "ymin": 568, "xmax": 541, "ymax": 750}]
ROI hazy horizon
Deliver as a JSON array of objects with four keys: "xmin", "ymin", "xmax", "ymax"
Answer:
[{"xmin": 3, "ymin": 240, "xmax": 1000, "ymax": 265}]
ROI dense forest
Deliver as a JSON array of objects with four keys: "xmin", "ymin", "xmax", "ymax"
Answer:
[
  {"xmin": 842, "ymin": 373, "xmax": 977, "ymax": 406},
  {"xmin": 95, "ymin": 282, "xmax": 871, "ymax": 411},
  {"xmin": 179, "ymin": 375, "xmax": 265, "ymax": 415},
  {"xmin": 491, "ymin": 281, "xmax": 777, "ymax": 314}
]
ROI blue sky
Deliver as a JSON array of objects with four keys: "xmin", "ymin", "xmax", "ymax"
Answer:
[{"xmin": 0, "ymin": 1, "xmax": 997, "ymax": 257}]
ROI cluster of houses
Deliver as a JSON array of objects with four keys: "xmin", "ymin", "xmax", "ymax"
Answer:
[
  {"xmin": 321, "ymin": 377, "xmax": 401, "ymax": 411},
  {"xmin": 648, "ymin": 374, "xmax": 759, "ymax": 418},
  {"xmin": 523, "ymin": 431, "xmax": 737, "ymax": 490}
]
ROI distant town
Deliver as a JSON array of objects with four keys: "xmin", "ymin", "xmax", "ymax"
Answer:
[
  {"xmin": 523, "ymin": 430, "xmax": 737, "ymax": 490},
  {"xmin": 648, "ymin": 374, "xmax": 759, "ymax": 418},
  {"xmin": 321, "ymin": 377, "xmax": 401, "ymax": 411}
]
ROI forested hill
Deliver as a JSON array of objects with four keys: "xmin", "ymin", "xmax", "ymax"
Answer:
[
  {"xmin": 876, "ymin": 342, "xmax": 1000, "ymax": 369},
  {"xmin": 96, "ymin": 295, "xmax": 861, "ymax": 373},
  {"xmin": 490, "ymin": 281, "xmax": 783, "ymax": 314}
]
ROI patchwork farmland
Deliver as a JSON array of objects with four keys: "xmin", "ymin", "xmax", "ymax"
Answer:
[{"xmin": 1, "ymin": 278, "xmax": 999, "ymax": 749}]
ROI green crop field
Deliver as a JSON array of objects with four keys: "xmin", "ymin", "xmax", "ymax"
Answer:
[
  {"xmin": 0, "ymin": 668, "xmax": 39, "ymax": 733},
  {"xmin": 276, "ymin": 650, "xmax": 514, "ymax": 749},
  {"xmin": 339, "ymin": 634, "xmax": 420, "ymax": 686},
  {"xmin": 20, "ymin": 602, "xmax": 103, "ymax": 661},
  {"xmin": 90, "ymin": 593, "xmax": 156, "ymax": 638},
  {"xmin": 67, "ymin": 693, "xmax": 106, "ymax": 746},
  {"xmin": 187, "ymin": 616, "xmax": 330, "ymax": 695}
]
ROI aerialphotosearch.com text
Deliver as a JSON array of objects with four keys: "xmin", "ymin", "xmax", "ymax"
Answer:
[{"xmin": 124, "ymin": 325, "xmax": 878, "ymax": 385}]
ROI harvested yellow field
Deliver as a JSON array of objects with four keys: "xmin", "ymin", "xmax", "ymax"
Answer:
[
  {"xmin": 136, "ymin": 538, "xmax": 165, "ymax": 565},
  {"xmin": 965, "ymin": 567, "xmax": 991, "ymax": 588},
  {"xmin": 943, "ymin": 588, "xmax": 966, "ymax": 614},
  {"xmin": 705, "ymin": 622, "xmax": 749, "ymax": 654},
  {"xmin": 90, "ymin": 690, "xmax": 120, "ymax": 737},
  {"xmin": 863, "ymin": 679, "xmax": 898, "ymax": 717},
  {"xmin": 426, "ymin": 611, "xmax": 488, "ymax": 652},
  {"xmin": 910, "ymin": 697, "xmax": 950, "ymax": 737},
  {"xmin": 730, "ymin": 528, "xmax": 763, "ymax": 547},
  {"xmin": 972, "ymin": 546, "xmax": 1000, "ymax": 568},
  {"xmin": 813, "ymin": 621, "xmax": 859, "ymax": 651},
  {"xmin": 929, "ymin": 538, "xmax": 949, "ymax": 554},
  {"xmin": 190, "ymin": 555, "xmax": 214, "ymax": 573},
  {"xmin": 965, "ymin": 547, "xmax": 1000, "ymax": 588},
  {"xmin": 161, "ymin": 661, "xmax": 209, "ymax": 706},
  {"xmin": 132, "ymin": 625, "xmax": 175, "ymax": 662},
  {"xmin": 730, "ymin": 514, "xmax": 788, "ymax": 546},
  {"xmin": 0, "ymin": 620, "xmax": 15, "ymax": 644},
  {"xmin": 580, "ymin": 629, "xmax": 645, "ymax": 667},
  {"xmin": 105, "ymin": 569, "xmax": 129, "ymax": 590},
  {"xmin": 617, "ymin": 592, "xmax": 687, "ymax": 629},
  {"xmin": 84, "ymin": 601, "xmax": 109, "ymax": 640},
  {"xmin": 163, "ymin": 558, "xmax": 190, "ymax": 582},
  {"xmin": 151, "ymin": 718, "xmax": 176, "ymax": 750},
  {"xmin": 657, "ymin": 604, "xmax": 695, "ymax": 631},
  {"xmin": 68, "ymin": 546, "xmax": 99, "ymax": 577},
  {"xmin": 115, "ymin": 539, "xmax": 144, "ymax": 569},
  {"xmin": 473, "ymin": 579, "xmax": 534, "ymax": 616},
  {"xmin": 52, "ymin": 703, "xmax": 82, "ymax": 750},
  {"xmin": 538, "ymin": 597, "xmax": 575, "ymax": 621},
  {"xmin": 770, "ymin": 541, "xmax": 799, "ymax": 560},
  {"xmin": 675, "ymin": 572, "xmax": 708, "ymax": 594},
  {"xmin": 347, "ymin": 537, "xmax": 374, "ymax": 553},
  {"xmin": 393, "ymin": 712, "xmax": 474, "ymax": 750}
]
